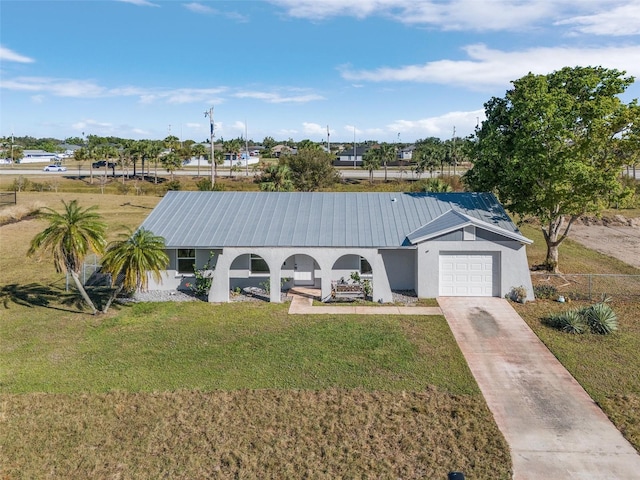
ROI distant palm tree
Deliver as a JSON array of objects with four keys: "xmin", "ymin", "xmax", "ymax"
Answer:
[
  {"xmin": 362, "ymin": 148, "xmax": 381, "ymax": 183},
  {"xmin": 28, "ymin": 200, "xmax": 107, "ymax": 314},
  {"xmin": 162, "ymin": 152, "xmax": 182, "ymax": 181},
  {"xmin": 100, "ymin": 227, "xmax": 169, "ymax": 312},
  {"xmin": 379, "ymin": 143, "xmax": 396, "ymax": 182},
  {"xmin": 192, "ymin": 143, "xmax": 207, "ymax": 177},
  {"xmin": 257, "ymin": 163, "xmax": 294, "ymax": 191}
]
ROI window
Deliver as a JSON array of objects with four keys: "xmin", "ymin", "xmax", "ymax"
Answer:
[
  {"xmin": 177, "ymin": 248, "xmax": 195, "ymax": 273},
  {"xmin": 250, "ymin": 254, "xmax": 269, "ymax": 273},
  {"xmin": 360, "ymin": 257, "xmax": 372, "ymax": 275}
]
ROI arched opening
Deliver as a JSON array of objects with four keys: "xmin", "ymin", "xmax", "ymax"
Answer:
[
  {"xmin": 229, "ymin": 253, "xmax": 270, "ymax": 298},
  {"xmin": 281, "ymin": 254, "xmax": 320, "ymax": 298},
  {"xmin": 330, "ymin": 254, "xmax": 373, "ymax": 300}
]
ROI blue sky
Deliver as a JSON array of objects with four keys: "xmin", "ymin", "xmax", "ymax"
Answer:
[{"xmin": 2, "ymin": 0, "xmax": 640, "ymax": 144}]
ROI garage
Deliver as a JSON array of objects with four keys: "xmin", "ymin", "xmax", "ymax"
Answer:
[{"xmin": 439, "ymin": 253, "xmax": 497, "ymax": 296}]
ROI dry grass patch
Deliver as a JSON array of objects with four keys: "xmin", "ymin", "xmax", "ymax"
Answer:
[
  {"xmin": 0, "ymin": 201, "xmax": 45, "ymax": 226},
  {"xmin": 1, "ymin": 389, "xmax": 511, "ymax": 479}
]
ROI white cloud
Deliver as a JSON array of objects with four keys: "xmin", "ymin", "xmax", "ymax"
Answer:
[
  {"xmin": 302, "ymin": 122, "xmax": 329, "ymax": 137},
  {"xmin": 268, "ymin": 0, "xmax": 612, "ymax": 32},
  {"xmin": 72, "ymin": 119, "xmax": 114, "ymax": 130},
  {"xmin": 183, "ymin": 3, "xmax": 216, "ymax": 14},
  {"xmin": 234, "ymin": 90, "xmax": 324, "ymax": 103},
  {"xmin": 183, "ymin": 2, "xmax": 249, "ymax": 21},
  {"xmin": 117, "ymin": 0, "xmax": 160, "ymax": 7},
  {"xmin": 1, "ymin": 76, "xmax": 227, "ymax": 104},
  {"xmin": 556, "ymin": 4, "xmax": 640, "ymax": 36},
  {"xmin": 0, "ymin": 46, "xmax": 35, "ymax": 63},
  {"xmin": 341, "ymin": 44, "xmax": 640, "ymax": 89},
  {"xmin": 388, "ymin": 109, "xmax": 485, "ymax": 139}
]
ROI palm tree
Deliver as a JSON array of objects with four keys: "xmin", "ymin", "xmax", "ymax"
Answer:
[
  {"xmin": 362, "ymin": 148, "xmax": 381, "ymax": 183},
  {"xmin": 146, "ymin": 141, "xmax": 163, "ymax": 184},
  {"xmin": 256, "ymin": 163, "xmax": 294, "ymax": 191},
  {"xmin": 27, "ymin": 200, "xmax": 107, "ymax": 314},
  {"xmin": 192, "ymin": 143, "xmax": 207, "ymax": 177},
  {"xmin": 162, "ymin": 152, "xmax": 182, "ymax": 181},
  {"xmin": 99, "ymin": 227, "xmax": 169, "ymax": 312},
  {"xmin": 379, "ymin": 143, "xmax": 396, "ymax": 182},
  {"xmin": 225, "ymin": 138, "xmax": 243, "ymax": 177}
]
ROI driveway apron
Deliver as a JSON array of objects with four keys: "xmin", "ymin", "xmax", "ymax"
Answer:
[{"xmin": 439, "ymin": 297, "xmax": 640, "ymax": 480}]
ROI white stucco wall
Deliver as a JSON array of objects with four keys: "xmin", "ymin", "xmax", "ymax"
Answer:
[
  {"xmin": 146, "ymin": 236, "xmax": 533, "ymax": 303},
  {"xmin": 415, "ymin": 240, "xmax": 534, "ymax": 300},
  {"xmin": 208, "ymin": 247, "xmax": 392, "ymax": 303}
]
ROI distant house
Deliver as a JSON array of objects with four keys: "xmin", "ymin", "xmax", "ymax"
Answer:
[
  {"xmin": 335, "ymin": 146, "xmax": 369, "ymax": 166},
  {"xmin": 139, "ymin": 191, "xmax": 534, "ymax": 303},
  {"xmin": 20, "ymin": 150, "xmax": 59, "ymax": 164},
  {"xmin": 399, "ymin": 145, "xmax": 416, "ymax": 161},
  {"xmin": 271, "ymin": 145, "xmax": 295, "ymax": 158}
]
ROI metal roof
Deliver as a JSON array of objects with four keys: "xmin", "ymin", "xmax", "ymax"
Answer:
[
  {"xmin": 406, "ymin": 210, "xmax": 532, "ymax": 245},
  {"xmin": 139, "ymin": 191, "xmax": 530, "ymax": 248}
]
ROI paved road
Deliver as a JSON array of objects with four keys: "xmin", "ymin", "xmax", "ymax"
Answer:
[
  {"xmin": 0, "ymin": 167, "xmax": 453, "ymax": 180},
  {"xmin": 439, "ymin": 297, "xmax": 640, "ymax": 480}
]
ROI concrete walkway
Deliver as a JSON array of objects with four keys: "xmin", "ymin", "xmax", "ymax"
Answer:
[
  {"xmin": 439, "ymin": 297, "xmax": 640, "ymax": 480},
  {"xmin": 287, "ymin": 289, "xmax": 442, "ymax": 316}
]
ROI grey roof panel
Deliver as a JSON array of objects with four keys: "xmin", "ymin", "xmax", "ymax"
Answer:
[{"xmin": 140, "ymin": 191, "xmax": 531, "ymax": 248}]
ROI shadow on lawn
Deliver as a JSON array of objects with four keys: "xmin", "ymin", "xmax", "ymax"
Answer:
[{"xmin": 0, "ymin": 282, "xmax": 125, "ymax": 314}]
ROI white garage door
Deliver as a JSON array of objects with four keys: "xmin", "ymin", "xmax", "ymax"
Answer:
[{"xmin": 439, "ymin": 254, "xmax": 496, "ymax": 296}]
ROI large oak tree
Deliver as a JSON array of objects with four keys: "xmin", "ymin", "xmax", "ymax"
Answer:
[{"xmin": 464, "ymin": 66, "xmax": 639, "ymax": 271}]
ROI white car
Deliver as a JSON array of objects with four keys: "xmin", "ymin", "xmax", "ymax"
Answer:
[{"xmin": 43, "ymin": 165, "xmax": 67, "ymax": 172}]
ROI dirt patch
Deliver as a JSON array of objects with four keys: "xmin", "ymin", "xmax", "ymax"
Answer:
[{"xmin": 568, "ymin": 218, "xmax": 640, "ymax": 269}]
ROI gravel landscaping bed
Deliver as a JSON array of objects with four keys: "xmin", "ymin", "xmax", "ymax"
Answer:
[{"xmin": 122, "ymin": 288, "xmax": 291, "ymax": 303}]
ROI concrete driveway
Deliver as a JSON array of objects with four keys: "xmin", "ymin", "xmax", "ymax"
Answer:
[{"xmin": 439, "ymin": 297, "xmax": 640, "ymax": 480}]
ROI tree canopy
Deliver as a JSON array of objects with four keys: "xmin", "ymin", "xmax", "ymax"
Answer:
[
  {"xmin": 464, "ymin": 66, "xmax": 640, "ymax": 271},
  {"xmin": 283, "ymin": 147, "xmax": 341, "ymax": 191},
  {"xmin": 27, "ymin": 200, "xmax": 107, "ymax": 314}
]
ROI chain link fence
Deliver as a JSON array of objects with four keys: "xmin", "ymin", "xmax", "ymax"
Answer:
[
  {"xmin": 531, "ymin": 272, "xmax": 640, "ymax": 301},
  {"xmin": 0, "ymin": 192, "xmax": 16, "ymax": 207}
]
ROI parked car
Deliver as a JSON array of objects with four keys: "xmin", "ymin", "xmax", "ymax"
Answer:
[
  {"xmin": 92, "ymin": 160, "xmax": 116, "ymax": 168},
  {"xmin": 43, "ymin": 165, "xmax": 67, "ymax": 172}
]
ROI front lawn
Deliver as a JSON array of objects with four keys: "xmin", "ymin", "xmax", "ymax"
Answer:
[{"xmin": 0, "ymin": 297, "xmax": 511, "ymax": 478}]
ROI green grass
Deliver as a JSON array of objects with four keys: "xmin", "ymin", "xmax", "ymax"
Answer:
[
  {"xmin": 3, "ymin": 189, "xmax": 639, "ymax": 476},
  {"xmin": 0, "ymin": 290, "xmax": 508, "ymax": 478},
  {"xmin": 0, "ymin": 300, "xmax": 476, "ymax": 394},
  {"xmin": 514, "ymin": 299, "xmax": 640, "ymax": 450}
]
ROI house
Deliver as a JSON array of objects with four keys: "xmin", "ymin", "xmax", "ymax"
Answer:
[
  {"xmin": 399, "ymin": 145, "xmax": 416, "ymax": 161},
  {"xmin": 20, "ymin": 150, "xmax": 59, "ymax": 164},
  {"xmin": 271, "ymin": 145, "xmax": 296, "ymax": 158},
  {"xmin": 335, "ymin": 146, "xmax": 369, "ymax": 166},
  {"xmin": 139, "ymin": 191, "xmax": 534, "ymax": 303}
]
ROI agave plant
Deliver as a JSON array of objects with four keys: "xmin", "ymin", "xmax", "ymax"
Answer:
[
  {"xmin": 556, "ymin": 309, "xmax": 587, "ymax": 334},
  {"xmin": 585, "ymin": 302, "xmax": 618, "ymax": 335}
]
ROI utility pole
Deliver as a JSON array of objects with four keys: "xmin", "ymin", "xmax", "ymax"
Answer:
[
  {"xmin": 353, "ymin": 126, "xmax": 356, "ymax": 169},
  {"xmin": 245, "ymin": 120, "xmax": 249, "ymax": 177},
  {"xmin": 327, "ymin": 125, "xmax": 330, "ymax": 154},
  {"xmin": 205, "ymin": 107, "xmax": 215, "ymax": 187},
  {"xmin": 452, "ymin": 126, "xmax": 456, "ymax": 176}
]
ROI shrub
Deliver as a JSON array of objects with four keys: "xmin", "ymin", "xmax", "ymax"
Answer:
[
  {"xmin": 165, "ymin": 180, "xmax": 181, "ymax": 191},
  {"xmin": 533, "ymin": 284, "xmax": 558, "ymax": 300},
  {"xmin": 196, "ymin": 178, "xmax": 213, "ymax": 191},
  {"xmin": 546, "ymin": 299, "xmax": 618, "ymax": 335},
  {"xmin": 547, "ymin": 309, "xmax": 587, "ymax": 334},
  {"xmin": 506, "ymin": 285, "xmax": 527, "ymax": 303},
  {"xmin": 191, "ymin": 251, "xmax": 216, "ymax": 297},
  {"xmin": 584, "ymin": 302, "xmax": 618, "ymax": 334}
]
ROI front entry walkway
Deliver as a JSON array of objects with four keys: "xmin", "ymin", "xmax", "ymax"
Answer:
[
  {"xmin": 439, "ymin": 297, "xmax": 640, "ymax": 479},
  {"xmin": 287, "ymin": 288, "xmax": 442, "ymax": 315}
]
